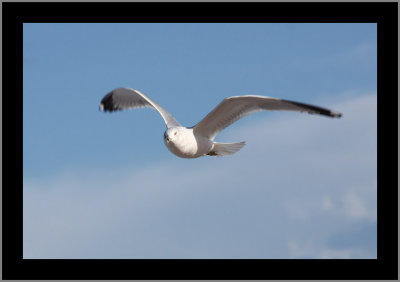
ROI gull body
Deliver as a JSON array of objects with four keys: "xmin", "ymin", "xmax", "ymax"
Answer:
[{"xmin": 99, "ymin": 88, "xmax": 342, "ymax": 158}]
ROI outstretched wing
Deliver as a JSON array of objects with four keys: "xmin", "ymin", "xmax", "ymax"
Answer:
[
  {"xmin": 193, "ymin": 95, "xmax": 342, "ymax": 140},
  {"xmin": 99, "ymin": 88, "xmax": 181, "ymax": 128}
]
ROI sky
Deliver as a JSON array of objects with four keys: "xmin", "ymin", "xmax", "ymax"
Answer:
[{"xmin": 23, "ymin": 23, "xmax": 377, "ymax": 259}]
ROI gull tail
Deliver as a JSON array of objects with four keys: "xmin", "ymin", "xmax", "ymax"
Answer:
[{"xmin": 207, "ymin": 141, "xmax": 246, "ymax": 157}]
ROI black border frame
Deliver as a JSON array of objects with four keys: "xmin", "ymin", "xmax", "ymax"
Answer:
[{"xmin": 3, "ymin": 2, "xmax": 398, "ymax": 280}]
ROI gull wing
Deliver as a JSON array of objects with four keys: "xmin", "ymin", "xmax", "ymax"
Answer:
[
  {"xmin": 193, "ymin": 95, "xmax": 342, "ymax": 140},
  {"xmin": 99, "ymin": 88, "xmax": 181, "ymax": 128}
]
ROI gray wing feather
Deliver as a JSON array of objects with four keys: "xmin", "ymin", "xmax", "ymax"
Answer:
[
  {"xmin": 99, "ymin": 88, "xmax": 181, "ymax": 128},
  {"xmin": 193, "ymin": 95, "xmax": 342, "ymax": 140}
]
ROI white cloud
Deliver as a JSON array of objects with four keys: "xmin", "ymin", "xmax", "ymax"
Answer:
[
  {"xmin": 340, "ymin": 183, "xmax": 377, "ymax": 222},
  {"xmin": 23, "ymin": 93, "xmax": 377, "ymax": 259},
  {"xmin": 322, "ymin": 196, "xmax": 334, "ymax": 211},
  {"xmin": 287, "ymin": 240, "xmax": 374, "ymax": 259}
]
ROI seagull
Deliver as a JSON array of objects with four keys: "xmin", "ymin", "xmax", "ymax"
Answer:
[{"xmin": 99, "ymin": 88, "xmax": 342, "ymax": 158}]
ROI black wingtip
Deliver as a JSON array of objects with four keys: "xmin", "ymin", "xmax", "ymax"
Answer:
[
  {"xmin": 99, "ymin": 90, "xmax": 118, "ymax": 112},
  {"xmin": 99, "ymin": 102, "xmax": 112, "ymax": 112},
  {"xmin": 331, "ymin": 111, "xmax": 342, "ymax": 118}
]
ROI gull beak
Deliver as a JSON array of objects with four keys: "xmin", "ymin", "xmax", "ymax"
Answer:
[{"xmin": 166, "ymin": 137, "xmax": 171, "ymax": 143}]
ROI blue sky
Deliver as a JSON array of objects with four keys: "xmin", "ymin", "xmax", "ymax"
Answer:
[{"xmin": 23, "ymin": 23, "xmax": 377, "ymax": 258}]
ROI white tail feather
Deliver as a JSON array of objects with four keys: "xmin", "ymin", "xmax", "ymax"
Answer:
[{"xmin": 208, "ymin": 141, "xmax": 246, "ymax": 156}]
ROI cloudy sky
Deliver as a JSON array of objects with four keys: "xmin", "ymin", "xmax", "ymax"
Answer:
[{"xmin": 23, "ymin": 23, "xmax": 377, "ymax": 259}]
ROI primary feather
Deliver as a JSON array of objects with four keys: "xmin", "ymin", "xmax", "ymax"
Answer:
[
  {"xmin": 193, "ymin": 95, "xmax": 342, "ymax": 140},
  {"xmin": 99, "ymin": 87, "xmax": 181, "ymax": 128}
]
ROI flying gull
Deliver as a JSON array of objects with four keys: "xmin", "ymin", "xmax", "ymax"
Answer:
[{"xmin": 99, "ymin": 88, "xmax": 342, "ymax": 158}]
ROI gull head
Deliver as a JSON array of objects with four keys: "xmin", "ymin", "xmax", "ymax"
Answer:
[{"xmin": 163, "ymin": 127, "xmax": 181, "ymax": 144}]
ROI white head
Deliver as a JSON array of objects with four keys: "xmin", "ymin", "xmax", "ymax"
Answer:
[{"xmin": 163, "ymin": 127, "xmax": 181, "ymax": 145}]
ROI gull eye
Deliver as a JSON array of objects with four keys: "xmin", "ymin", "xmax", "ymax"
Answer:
[{"xmin": 174, "ymin": 132, "xmax": 177, "ymax": 136}]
